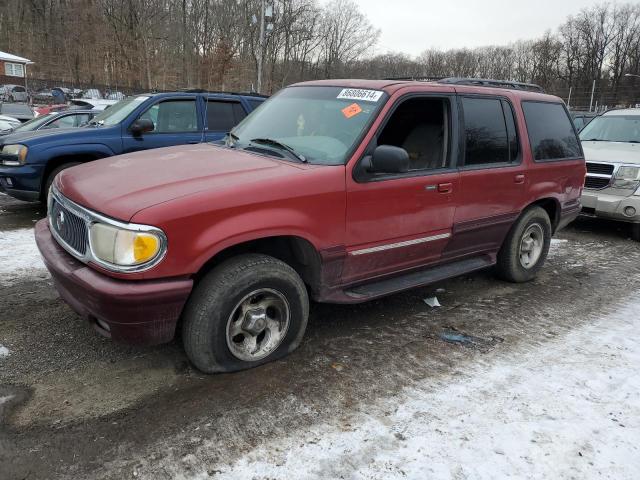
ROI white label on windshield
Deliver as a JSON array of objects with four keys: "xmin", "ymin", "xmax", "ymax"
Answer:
[{"xmin": 337, "ymin": 88, "xmax": 383, "ymax": 102}]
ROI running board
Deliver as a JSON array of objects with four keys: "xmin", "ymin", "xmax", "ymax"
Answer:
[{"xmin": 344, "ymin": 256, "xmax": 494, "ymax": 300}]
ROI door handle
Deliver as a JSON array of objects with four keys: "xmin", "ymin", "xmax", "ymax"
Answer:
[
  {"xmin": 514, "ymin": 174, "xmax": 526, "ymax": 184},
  {"xmin": 437, "ymin": 182, "xmax": 453, "ymax": 193}
]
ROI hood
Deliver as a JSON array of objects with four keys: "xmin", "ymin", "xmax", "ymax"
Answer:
[
  {"xmin": 582, "ymin": 141, "xmax": 640, "ymax": 165},
  {"xmin": 0, "ymin": 126, "xmax": 104, "ymax": 146},
  {"xmin": 57, "ymin": 144, "xmax": 313, "ymax": 221}
]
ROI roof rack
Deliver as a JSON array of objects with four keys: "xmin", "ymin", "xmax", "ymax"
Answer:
[
  {"xmin": 178, "ymin": 88, "xmax": 269, "ymax": 98},
  {"xmin": 438, "ymin": 77, "xmax": 544, "ymax": 93},
  {"xmin": 383, "ymin": 76, "xmax": 445, "ymax": 81}
]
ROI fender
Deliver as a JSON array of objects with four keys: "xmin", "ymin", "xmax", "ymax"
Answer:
[
  {"xmin": 188, "ymin": 207, "xmax": 327, "ymax": 274},
  {"xmin": 36, "ymin": 143, "xmax": 117, "ymax": 164}
]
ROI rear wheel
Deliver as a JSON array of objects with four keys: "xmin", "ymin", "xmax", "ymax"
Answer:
[
  {"xmin": 182, "ymin": 254, "xmax": 309, "ymax": 373},
  {"xmin": 42, "ymin": 162, "xmax": 81, "ymax": 204},
  {"xmin": 495, "ymin": 206, "xmax": 552, "ymax": 283}
]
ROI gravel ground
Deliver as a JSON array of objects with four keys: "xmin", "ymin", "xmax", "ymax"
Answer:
[{"xmin": 0, "ymin": 192, "xmax": 639, "ymax": 479}]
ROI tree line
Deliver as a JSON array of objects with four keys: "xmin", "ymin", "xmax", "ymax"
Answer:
[{"xmin": 1, "ymin": 0, "xmax": 639, "ymax": 109}]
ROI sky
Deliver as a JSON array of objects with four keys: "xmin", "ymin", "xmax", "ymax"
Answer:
[{"xmin": 327, "ymin": 0, "xmax": 607, "ymax": 57}]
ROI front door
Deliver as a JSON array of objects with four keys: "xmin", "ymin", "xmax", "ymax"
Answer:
[
  {"xmin": 343, "ymin": 95, "xmax": 459, "ymax": 284},
  {"xmin": 121, "ymin": 97, "xmax": 203, "ymax": 153}
]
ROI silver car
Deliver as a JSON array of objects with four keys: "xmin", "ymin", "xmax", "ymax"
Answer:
[
  {"xmin": 1, "ymin": 84, "xmax": 29, "ymax": 102},
  {"xmin": 580, "ymin": 108, "xmax": 640, "ymax": 240}
]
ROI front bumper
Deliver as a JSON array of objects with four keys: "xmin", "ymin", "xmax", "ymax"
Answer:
[
  {"xmin": 581, "ymin": 189, "xmax": 640, "ymax": 224},
  {"xmin": 0, "ymin": 164, "xmax": 45, "ymax": 201},
  {"xmin": 35, "ymin": 219, "xmax": 193, "ymax": 345}
]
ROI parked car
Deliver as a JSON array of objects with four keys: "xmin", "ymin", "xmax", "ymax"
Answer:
[
  {"xmin": 0, "ymin": 103, "xmax": 34, "ymax": 122},
  {"xmin": 69, "ymin": 98, "xmax": 119, "ymax": 110},
  {"xmin": 0, "ymin": 84, "xmax": 29, "ymax": 102},
  {"xmin": 105, "ymin": 91, "xmax": 126, "ymax": 101},
  {"xmin": 0, "ymin": 109, "xmax": 96, "ymax": 138},
  {"xmin": 81, "ymin": 88, "xmax": 103, "ymax": 99},
  {"xmin": 33, "ymin": 78, "xmax": 585, "ymax": 373},
  {"xmin": 0, "ymin": 115, "xmax": 21, "ymax": 133},
  {"xmin": 580, "ymin": 108, "xmax": 640, "ymax": 240},
  {"xmin": 32, "ymin": 89, "xmax": 56, "ymax": 104},
  {"xmin": 571, "ymin": 111, "xmax": 598, "ymax": 131},
  {"xmin": 34, "ymin": 104, "xmax": 69, "ymax": 116},
  {"xmin": 0, "ymin": 90, "xmax": 266, "ymax": 201}
]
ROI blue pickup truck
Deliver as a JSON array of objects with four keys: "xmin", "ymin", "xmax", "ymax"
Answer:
[{"xmin": 0, "ymin": 91, "xmax": 266, "ymax": 202}]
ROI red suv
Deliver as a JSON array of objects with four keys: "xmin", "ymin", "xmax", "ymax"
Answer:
[{"xmin": 35, "ymin": 78, "xmax": 585, "ymax": 373}]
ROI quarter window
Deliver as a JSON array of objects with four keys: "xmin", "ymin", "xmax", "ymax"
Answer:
[
  {"xmin": 462, "ymin": 97, "xmax": 513, "ymax": 166},
  {"xmin": 522, "ymin": 102, "xmax": 581, "ymax": 161}
]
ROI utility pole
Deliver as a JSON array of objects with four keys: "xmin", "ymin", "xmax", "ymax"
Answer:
[
  {"xmin": 589, "ymin": 79, "xmax": 596, "ymax": 112},
  {"xmin": 257, "ymin": 0, "xmax": 265, "ymax": 94}
]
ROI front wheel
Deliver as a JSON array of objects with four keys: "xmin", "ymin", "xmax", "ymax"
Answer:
[
  {"xmin": 495, "ymin": 206, "xmax": 552, "ymax": 283},
  {"xmin": 42, "ymin": 162, "xmax": 81, "ymax": 204},
  {"xmin": 631, "ymin": 223, "xmax": 640, "ymax": 242},
  {"xmin": 182, "ymin": 254, "xmax": 309, "ymax": 373}
]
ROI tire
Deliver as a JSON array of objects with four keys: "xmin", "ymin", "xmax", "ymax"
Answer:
[
  {"xmin": 42, "ymin": 162, "xmax": 81, "ymax": 203},
  {"xmin": 631, "ymin": 223, "xmax": 640, "ymax": 242},
  {"xmin": 495, "ymin": 206, "xmax": 552, "ymax": 283},
  {"xmin": 182, "ymin": 254, "xmax": 309, "ymax": 373}
]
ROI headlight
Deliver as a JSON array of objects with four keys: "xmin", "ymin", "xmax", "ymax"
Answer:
[
  {"xmin": 613, "ymin": 165, "xmax": 640, "ymax": 189},
  {"xmin": 89, "ymin": 222, "xmax": 165, "ymax": 268},
  {"xmin": 1, "ymin": 144, "xmax": 28, "ymax": 165}
]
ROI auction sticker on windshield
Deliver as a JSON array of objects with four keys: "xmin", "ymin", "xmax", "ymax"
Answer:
[{"xmin": 337, "ymin": 88, "xmax": 383, "ymax": 102}]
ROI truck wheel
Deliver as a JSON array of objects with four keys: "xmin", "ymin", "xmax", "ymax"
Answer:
[
  {"xmin": 495, "ymin": 206, "xmax": 552, "ymax": 283},
  {"xmin": 42, "ymin": 163, "xmax": 81, "ymax": 203},
  {"xmin": 182, "ymin": 254, "xmax": 309, "ymax": 373},
  {"xmin": 631, "ymin": 223, "xmax": 640, "ymax": 242}
]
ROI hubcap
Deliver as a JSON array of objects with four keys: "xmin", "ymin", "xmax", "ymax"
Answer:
[
  {"xmin": 519, "ymin": 223, "xmax": 544, "ymax": 269},
  {"xmin": 225, "ymin": 288, "xmax": 290, "ymax": 362}
]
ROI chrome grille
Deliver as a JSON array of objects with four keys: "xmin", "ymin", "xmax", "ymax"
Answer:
[
  {"xmin": 584, "ymin": 177, "xmax": 611, "ymax": 189},
  {"xmin": 586, "ymin": 162, "xmax": 614, "ymax": 175},
  {"xmin": 49, "ymin": 197, "xmax": 88, "ymax": 255}
]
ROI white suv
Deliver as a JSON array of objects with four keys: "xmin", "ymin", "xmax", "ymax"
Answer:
[{"xmin": 580, "ymin": 108, "xmax": 640, "ymax": 240}]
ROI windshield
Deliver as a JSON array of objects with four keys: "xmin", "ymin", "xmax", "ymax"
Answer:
[
  {"xmin": 229, "ymin": 86, "xmax": 387, "ymax": 165},
  {"xmin": 13, "ymin": 113, "xmax": 56, "ymax": 132},
  {"xmin": 91, "ymin": 96, "xmax": 149, "ymax": 126},
  {"xmin": 580, "ymin": 115, "xmax": 640, "ymax": 143}
]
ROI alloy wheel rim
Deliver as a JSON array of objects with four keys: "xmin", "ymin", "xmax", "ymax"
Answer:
[
  {"xmin": 519, "ymin": 223, "xmax": 544, "ymax": 269},
  {"xmin": 225, "ymin": 288, "xmax": 291, "ymax": 362}
]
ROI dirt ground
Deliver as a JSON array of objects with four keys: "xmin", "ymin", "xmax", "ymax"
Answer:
[{"xmin": 0, "ymin": 192, "xmax": 639, "ymax": 480}]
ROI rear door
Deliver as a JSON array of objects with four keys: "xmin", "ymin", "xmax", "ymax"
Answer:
[
  {"xmin": 343, "ymin": 93, "xmax": 460, "ymax": 284},
  {"xmin": 121, "ymin": 96, "xmax": 202, "ymax": 153},
  {"xmin": 443, "ymin": 95, "xmax": 525, "ymax": 260}
]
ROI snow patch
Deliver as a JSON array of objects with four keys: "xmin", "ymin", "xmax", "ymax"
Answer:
[
  {"xmin": 0, "ymin": 228, "xmax": 49, "ymax": 286},
  {"xmin": 202, "ymin": 298, "xmax": 640, "ymax": 480},
  {"xmin": 0, "ymin": 395, "xmax": 14, "ymax": 406},
  {"xmin": 0, "ymin": 345, "xmax": 9, "ymax": 358}
]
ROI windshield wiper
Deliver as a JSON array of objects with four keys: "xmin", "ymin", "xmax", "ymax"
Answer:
[
  {"xmin": 249, "ymin": 137, "xmax": 307, "ymax": 163},
  {"xmin": 583, "ymin": 138, "xmax": 604, "ymax": 141}
]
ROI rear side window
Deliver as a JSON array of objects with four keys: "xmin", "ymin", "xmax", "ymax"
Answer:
[
  {"xmin": 206, "ymin": 100, "xmax": 246, "ymax": 131},
  {"xmin": 462, "ymin": 97, "xmax": 517, "ymax": 166},
  {"xmin": 522, "ymin": 102, "xmax": 581, "ymax": 161}
]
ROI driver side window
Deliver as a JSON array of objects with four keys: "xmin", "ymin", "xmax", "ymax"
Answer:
[
  {"xmin": 377, "ymin": 97, "xmax": 450, "ymax": 171},
  {"xmin": 139, "ymin": 99, "xmax": 198, "ymax": 133}
]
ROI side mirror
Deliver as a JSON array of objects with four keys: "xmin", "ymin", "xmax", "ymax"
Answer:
[
  {"xmin": 130, "ymin": 118, "xmax": 154, "ymax": 135},
  {"xmin": 370, "ymin": 145, "xmax": 410, "ymax": 174}
]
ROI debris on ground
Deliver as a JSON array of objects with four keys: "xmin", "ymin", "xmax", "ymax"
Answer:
[{"xmin": 423, "ymin": 296, "xmax": 441, "ymax": 308}]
